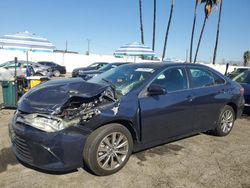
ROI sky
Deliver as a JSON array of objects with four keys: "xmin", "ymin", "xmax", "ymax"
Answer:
[{"xmin": 0, "ymin": 0, "xmax": 249, "ymax": 63}]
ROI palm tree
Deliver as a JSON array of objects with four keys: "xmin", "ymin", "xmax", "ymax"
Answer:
[
  {"xmin": 162, "ymin": 0, "xmax": 174, "ymax": 61},
  {"xmin": 189, "ymin": 0, "xmax": 200, "ymax": 63},
  {"xmin": 139, "ymin": 0, "xmax": 144, "ymax": 44},
  {"xmin": 243, "ymin": 51, "xmax": 250, "ymax": 67},
  {"xmin": 193, "ymin": 0, "xmax": 218, "ymax": 64},
  {"xmin": 152, "ymin": 0, "xmax": 156, "ymax": 53},
  {"xmin": 212, "ymin": 0, "xmax": 223, "ymax": 65}
]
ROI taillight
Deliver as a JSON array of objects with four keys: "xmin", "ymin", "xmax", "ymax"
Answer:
[{"xmin": 240, "ymin": 87, "xmax": 244, "ymax": 95}]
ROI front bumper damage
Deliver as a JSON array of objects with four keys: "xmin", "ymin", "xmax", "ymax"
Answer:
[
  {"xmin": 9, "ymin": 116, "xmax": 90, "ymax": 171},
  {"xmin": 9, "ymin": 79, "xmax": 120, "ymax": 171}
]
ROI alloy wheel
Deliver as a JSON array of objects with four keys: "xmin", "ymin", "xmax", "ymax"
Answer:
[
  {"xmin": 220, "ymin": 110, "xmax": 234, "ymax": 133},
  {"xmin": 97, "ymin": 132, "xmax": 129, "ymax": 171}
]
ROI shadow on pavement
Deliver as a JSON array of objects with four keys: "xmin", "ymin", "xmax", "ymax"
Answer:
[{"xmin": 0, "ymin": 147, "xmax": 18, "ymax": 173}]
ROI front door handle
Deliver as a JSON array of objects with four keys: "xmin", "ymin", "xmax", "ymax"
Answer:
[{"xmin": 218, "ymin": 89, "xmax": 226, "ymax": 94}]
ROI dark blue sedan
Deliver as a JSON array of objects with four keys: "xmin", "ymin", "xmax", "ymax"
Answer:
[
  {"xmin": 232, "ymin": 69, "xmax": 250, "ymax": 107},
  {"xmin": 9, "ymin": 63, "xmax": 245, "ymax": 175}
]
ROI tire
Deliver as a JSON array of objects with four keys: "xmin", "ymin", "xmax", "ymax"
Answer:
[
  {"xmin": 213, "ymin": 105, "xmax": 235, "ymax": 136},
  {"xmin": 53, "ymin": 70, "xmax": 60, "ymax": 77},
  {"xmin": 83, "ymin": 124, "xmax": 133, "ymax": 176}
]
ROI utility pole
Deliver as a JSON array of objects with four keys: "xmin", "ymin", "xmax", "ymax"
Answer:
[
  {"xmin": 86, "ymin": 39, "xmax": 91, "ymax": 55},
  {"xmin": 186, "ymin": 49, "xmax": 189, "ymax": 62},
  {"xmin": 65, "ymin": 40, "xmax": 68, "ymax": 52}
]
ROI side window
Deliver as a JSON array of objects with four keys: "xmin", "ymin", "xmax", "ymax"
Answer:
[
  {"xmin": 212, "ymin": 72, "xmax": 226, "ymax": 85},
  {"xmin": 152, "ymin": 68, "xmax": 188, "ymax": 92},
  {"xmin": 189, "ymin": 68, "xmax": 215, "ymax": 88}
]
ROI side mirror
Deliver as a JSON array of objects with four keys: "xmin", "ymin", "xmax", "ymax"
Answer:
[{"xmin": 147, "ymin": 84, "xmax": 166, "ymax": 96}]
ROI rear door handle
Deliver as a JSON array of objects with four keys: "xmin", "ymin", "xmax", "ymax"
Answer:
[{"xmin": 186, "ymin": 95, "xmax": 194, "ymax": 102}]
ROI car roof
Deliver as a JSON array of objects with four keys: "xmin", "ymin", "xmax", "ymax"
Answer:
[
  {"xmin": 109, "ymin": 62, "xmax": 129, "ymax": 65},
  {"xmin": 38, "ymin": 61, "xmax": 55, "ymax": 63},
  {"xmin": 92, "ymin": 62, "xmax": 109, "ymax": 64},
  {"xmin": 118, "ymin": 62, "xmax": 212, "ymax": 70}
]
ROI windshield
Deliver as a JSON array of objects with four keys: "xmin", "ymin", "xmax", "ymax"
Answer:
[
  {"xmin": 232, "ymin": 71, "xmax": 250, "ymax": 84},
  {"xmin": 98, "ymin": 64, "xmax": 116, "ymax": 72},
  {"xmin": 0, "ymin": 62, "xmax": 8, "ymax": 67},
  {"xmin": 89, "ymin": 65, "xmax": 155, "ymax": 95},
  {"xmin": 88, "ymin": 63, "xmax": 100, "ymax": 68}
]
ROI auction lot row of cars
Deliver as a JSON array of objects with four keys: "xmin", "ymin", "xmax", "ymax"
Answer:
[
  {"xmin": 7, "ymin": 60, "xmax": 250, "ymax": 176},
  {"xmin": 0, "ymin": 60, "xmax": 66, "ymax": 79}
]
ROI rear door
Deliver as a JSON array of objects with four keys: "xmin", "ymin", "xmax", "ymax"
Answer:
[
  {"xmin": 187, "ymin": 66, "xmax": 228, "ymax": 131},
  {"xmin": 139, "ymin": 67, "xmax": 195, "ymax": 143}
]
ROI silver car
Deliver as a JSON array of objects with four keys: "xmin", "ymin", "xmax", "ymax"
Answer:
[{"xmin": 0, "ymin": 60, "xmax": 52, "ymax": 77}]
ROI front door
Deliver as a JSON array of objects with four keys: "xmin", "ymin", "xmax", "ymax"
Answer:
[{"xmin": 139, "ymin": 67, "xmax": 195, "ymax": 144}]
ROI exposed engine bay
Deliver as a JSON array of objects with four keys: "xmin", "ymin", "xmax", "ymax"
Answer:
[
  {"xmin": 57, "ymin": 87, "xmax": 116, "ymax": 121},
  {"xmin": 16, "ymin": 79, "xmax": 118, "ymax": 132}
]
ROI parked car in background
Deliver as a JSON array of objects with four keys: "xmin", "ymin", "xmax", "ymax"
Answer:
[
  {"xmin": 9, "ymin": 63, "xmax": 245, "ymax": 176},
  {"xmin": 37, "ymin": 61, "xmax": 66, "ymax": 77},
  {"xmin": 0, "ymin": 60, "xmax": 52, "ymax": 77},
  {"xmin": 0, "ymin": 67, "xmax": 14, "ymax": 80},
  {"xmin": 78, "ymin": 62, "xmax": 128, "ymax": 80},
  {"xmin": 227, "ymin": 67, "xmax": 250, "ymax": 79},
  {"xmin": 72, "ymin": 62, "xmax": 108, "ymax": 77},
  {"xmin": 232, "ymin": 69, "xmax": 250, "ymax": 107}
]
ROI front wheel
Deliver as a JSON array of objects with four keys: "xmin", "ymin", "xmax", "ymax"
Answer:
[
  {"xmin": 213, "ymin": 105, "xmax": 235, "ymax": 136},
  {"xmin": 53, "ymin": 70, "xmax": 60, "ymax": 77},
  {"xmin": 83, "ymin": 124, "xmax": 133, "ymax": 176}
]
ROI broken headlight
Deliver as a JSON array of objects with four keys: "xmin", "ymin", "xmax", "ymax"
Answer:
[{"xmin": 23, "ymin": 114, "xmax": 65, "ymax": 132}]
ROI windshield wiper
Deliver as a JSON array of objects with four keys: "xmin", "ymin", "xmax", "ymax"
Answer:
[
  {"xmin": 102, "ymin": 78, "xmax": 116, "ymax": 90},
  {"xmin": 101, "ymin": 78, "xmax": 122, "ymax": 98}
]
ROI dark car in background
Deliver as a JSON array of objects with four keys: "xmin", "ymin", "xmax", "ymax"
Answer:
[
  {"xmin": 37, "ymin": 61, "xmax": 66, "ymax": 77},
  {"xmin": 72, "ymin": 62, "xmax": 108, "ymax": 77},
  {"xmin": 232, "ymin": 70, "xmax": 250, "ymax": 107},
  {"xmin": 227, "ymin": 67, "xmax": 250, "ymax": 79},
  {"xmin": 78, "ymin": 62, "xmax": 128, "ymax": 80},
  {"xmin": 9, "ymin": 63, "xmax": 245, "ymax": 176}
]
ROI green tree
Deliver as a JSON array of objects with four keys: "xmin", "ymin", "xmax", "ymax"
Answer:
[
  {"xmin": 243, "ymin": 51, "xmax": 250, "ymax": 66},
  {"xmin": 212, "ymin": 0, "xmax": 223, "ymax": 65},
  {"xmin": 193, "ymin": 0, "xmax": 218, "ymax": 63},
  {"xmin": 162, "ymin": 0, "xmax": 174, "ymax": 61},
  {"xmin": 139, "ymin": 0, "xmax": 144, "ymax": 44}
]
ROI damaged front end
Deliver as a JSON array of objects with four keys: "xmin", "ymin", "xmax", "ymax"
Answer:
[{"xmin": 17, "ymin": 78, "xmax": 117, "ymax": 132}]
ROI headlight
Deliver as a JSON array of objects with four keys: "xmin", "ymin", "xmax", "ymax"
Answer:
[
  {"xmin": 23, "ymin": 114, "xmax": 65, "ymax": 132},
  {"xmin": 78, "ymin": 70, "xmax": 84, "ymax": 74}
]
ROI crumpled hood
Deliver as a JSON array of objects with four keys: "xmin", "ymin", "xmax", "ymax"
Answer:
[{"xmin": 18, "ymin": 78, "xmax": 109, "ymax": 114}]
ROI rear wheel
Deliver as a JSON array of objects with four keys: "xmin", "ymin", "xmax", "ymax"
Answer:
[
  {"xmin": 83, "ymin": 124, "xmax": 133, "ymax": 176},
  {"xmin": 213, "ymin": 105, "xmax": 235, "ymax": 136}
]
